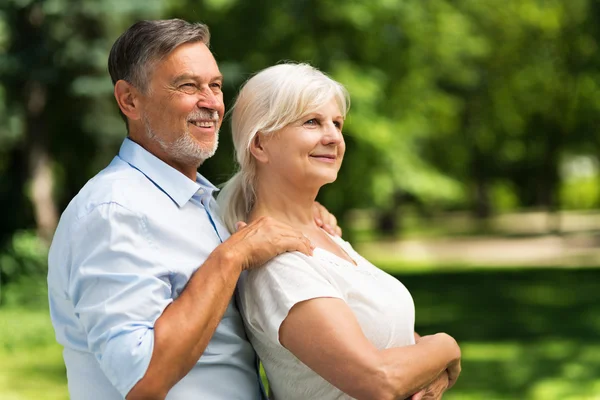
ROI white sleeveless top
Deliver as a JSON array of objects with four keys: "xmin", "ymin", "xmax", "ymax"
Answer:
[{"xmin": 237, "ymin": 235, "xmax": 416, "ymax": 400}]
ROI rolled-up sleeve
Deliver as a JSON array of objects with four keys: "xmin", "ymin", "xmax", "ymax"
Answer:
[{"xmin": 69, "ymin": 202, "xmax": 173, "ymax": 397}]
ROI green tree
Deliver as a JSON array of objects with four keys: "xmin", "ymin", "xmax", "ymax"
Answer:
[{"xmin": 0, "ymin": 0, "xmax": 162, "ymax": 286}]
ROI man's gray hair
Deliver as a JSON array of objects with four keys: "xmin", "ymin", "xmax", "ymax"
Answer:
[{"xmin": 108, "ymin": 19, "xmax": 210, "ymax": 93}]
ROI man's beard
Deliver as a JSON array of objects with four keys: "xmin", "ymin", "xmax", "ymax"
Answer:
[
  {"xmin": 143, "ymin": 110, "xmax": 220, "ymax": 167},
  {"xmin": 169, "ymin": 129, "xmax": 219, "ymax": 166}
]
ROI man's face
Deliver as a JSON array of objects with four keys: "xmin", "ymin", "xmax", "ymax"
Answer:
[{"xmin": 138, "ymin": 41, "xmax": 225, "ymax": 167}]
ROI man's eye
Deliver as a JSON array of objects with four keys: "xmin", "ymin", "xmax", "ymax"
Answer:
[
  {"xmin": 210, "ymin": 82, "xmax": 222, "ymax": 89},
  {"xmin": 180, "ymin": 83, "xmax": 196, "ymax": 89}
]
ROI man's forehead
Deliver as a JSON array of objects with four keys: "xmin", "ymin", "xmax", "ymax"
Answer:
[{"xmin": 157, "ymin": 42, "xmax": 220, "ymax": 78}]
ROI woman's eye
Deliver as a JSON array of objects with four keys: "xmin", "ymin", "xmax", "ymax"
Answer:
[
  {"xmin": 305, "ymin": 119, "xmax": 318, "ymax": 126},
  {"xmin": 334, "ymin": 121, "xmax": 342, "ymax": 129}
]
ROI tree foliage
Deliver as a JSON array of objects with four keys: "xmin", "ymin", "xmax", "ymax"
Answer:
[{"xmin": 1, "ymin": 0, "xmax": 600, "ymax": 283}]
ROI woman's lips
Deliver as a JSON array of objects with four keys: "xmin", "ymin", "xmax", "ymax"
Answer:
[{"xmin": 310, "ymin": 154, "xmax": 337, "ymax": 163}]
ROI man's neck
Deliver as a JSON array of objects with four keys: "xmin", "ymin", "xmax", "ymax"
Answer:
[{"xmin": 128, "ymin": 134, "xmax": 199, "ymax": 181}]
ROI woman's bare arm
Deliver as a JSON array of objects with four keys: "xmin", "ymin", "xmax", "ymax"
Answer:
[{"xmin": 279, "ymin": 298, "xmax": 461, "ymax": 400}]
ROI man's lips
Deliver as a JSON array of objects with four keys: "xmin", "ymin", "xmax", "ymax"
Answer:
[
  {"xmin": 189, "ymin": 120, "xmax": 216, "ymax": 128},
  {"xmin": 188, "ymin": 120, "xmax": 217, "ymax": 131}
]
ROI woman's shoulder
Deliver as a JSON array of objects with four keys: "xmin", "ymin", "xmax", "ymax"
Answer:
[
  {"xmin": 248, "ymin": 251, "xmax": 320, "ymax": 277},
  {"xmin": 239, "ymin": 250, "xmax": 335, "ymax": 298},
  {"xmin": 327, "ymin": 233, "xmax": 355, "ymax": 251},
  {"xmin": 238, "ymin": 249, "xmax": 346, "ymax": 336}
]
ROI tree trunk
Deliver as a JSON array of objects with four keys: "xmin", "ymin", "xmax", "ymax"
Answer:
[
  {"xmin": 26, "ymin": 80, "xmax": 58, "ymax": 244},
  {"xmin": 473, "ymin": 169, "xmax": 491, "ymax": 220},
  {"xmin": 541, "ymin": 124, "xmax": 561, "ymax": 235}
]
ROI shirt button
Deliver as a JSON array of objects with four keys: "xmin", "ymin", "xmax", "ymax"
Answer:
[{"xmin": 197, "ymin": 188, "xmax": 204, "ymax": 195}]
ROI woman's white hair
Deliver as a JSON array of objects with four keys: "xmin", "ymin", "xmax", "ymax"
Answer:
[{"xmin": 217, "ymin": 62, "xmax": 350, "ymax": 233}]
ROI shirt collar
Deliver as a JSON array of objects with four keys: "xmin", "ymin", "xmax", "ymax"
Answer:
[{"xmin": 118, "ymin": 138, "xmax": 217, "ymax": 207}]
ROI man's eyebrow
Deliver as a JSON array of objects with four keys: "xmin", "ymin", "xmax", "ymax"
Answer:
[
  {"xmin": 171, "ymin": 73, "xmax": 224, "ymax": 84},
  {"xmin": 171, "ymin": 73, "xmax": 194, "ymax": 84}
]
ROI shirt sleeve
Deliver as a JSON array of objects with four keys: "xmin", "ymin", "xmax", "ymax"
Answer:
[
  {"xmin": 239, "ymin": 251, "xmax": 344, "ymax": 346},
  {"xmin": 68, "ymin": 202, "xmax": 173, "ymax": 397}
]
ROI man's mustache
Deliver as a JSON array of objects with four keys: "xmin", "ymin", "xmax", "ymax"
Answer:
[{"xmin": 189, "ymin": 108, "xmax": 219, "ymax": 121}]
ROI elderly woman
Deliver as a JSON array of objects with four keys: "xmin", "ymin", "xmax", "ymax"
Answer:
[{"xmin": 217, "ymin": 63, "xmax": 461, "ymax": 400}]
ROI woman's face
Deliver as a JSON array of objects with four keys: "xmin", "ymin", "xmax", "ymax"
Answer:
[{"xmin": 256, "ymin": 97, "xmax": 345, "ymax": 189}]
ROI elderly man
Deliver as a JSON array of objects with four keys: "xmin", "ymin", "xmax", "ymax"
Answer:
[{"xmin": 47, "ymin": 19, "xmax": 339, "ymax": 400}]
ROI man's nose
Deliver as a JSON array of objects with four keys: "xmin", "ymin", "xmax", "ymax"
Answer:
[{"xmin": 196, "ymin": 87, "xmax": 222, "ymax": 111}]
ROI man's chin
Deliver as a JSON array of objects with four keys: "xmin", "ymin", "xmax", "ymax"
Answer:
[{"xmin": 169, "ymin": 133, "xmax": 218, "ymax": 166}]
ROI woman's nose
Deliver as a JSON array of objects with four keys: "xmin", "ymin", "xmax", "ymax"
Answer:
[{"xmin": 322, "ymin": 121, "xmax": 343, "ymax": 144}]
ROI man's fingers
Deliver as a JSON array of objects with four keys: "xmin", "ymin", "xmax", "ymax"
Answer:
[
  {"xmin": 312, "ymin": 201, "xmax": 342, "ymax": 236},
  {"xmin": 328, "ymin": 214, "xmax": 338, "ymax": 227},
  {"xmin": 323, "ymin": 223, "xmax": 342, "ymax": 238},
  {"xmin": 312, "ymin": 202, "xmax": 324, "ymax": 226},
  {"xmin": 233, "ymin": 218, "xmax": 318, "ymax": 268},
  {"xmin": 304, "ymin": 235, "xmax": 315, "ymax": 255},
  {"xmin": 411, "ymin": 390, "xmax": 425, "ymax": 400},
  {"xmin": 288, "ymin": 233, "xmax": 314, "ymax": 257},
  {"xmin": 322, "ymin": 224, "xmax": 336, "ymax": 236}
]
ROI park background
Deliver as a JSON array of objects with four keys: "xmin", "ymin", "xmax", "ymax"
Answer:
[{"xmin": 1, "ymin": 0, "xmax": 600, "ymax": 398}]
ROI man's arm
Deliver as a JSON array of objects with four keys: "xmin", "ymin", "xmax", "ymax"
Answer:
[
  {"xmin": 67, "ymin": 204, "xmax": 312, "ymax": 400},
  {"xmin": 126, "ymin": 216, "xmax": 313, "ymax": 400}
]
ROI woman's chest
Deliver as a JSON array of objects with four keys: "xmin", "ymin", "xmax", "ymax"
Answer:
[{"xmin": 317, "ymin": 252, "xmax": 416, "ymax": 349}]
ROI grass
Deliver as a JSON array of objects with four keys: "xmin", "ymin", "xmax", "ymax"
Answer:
[
  {"xmin": 0, "ymin": 308, "xmax": 68, "ymax": 400},
  {"xmin": 400, "ymin": 268, "xmax": 600, "ymax": 399},
  {"xmin": 2, "ymin": 267, "xmax": 600, "ymax": 399}
]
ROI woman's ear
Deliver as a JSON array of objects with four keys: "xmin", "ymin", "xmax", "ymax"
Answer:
[{"xmin": 249, "ymin": 133, "xmax": 269, "ymax": 164}]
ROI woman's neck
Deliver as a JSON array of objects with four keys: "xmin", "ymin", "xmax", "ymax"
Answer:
[{"xmin": 249, "ymin": 174, "xmax": 320, "ymax": 230}]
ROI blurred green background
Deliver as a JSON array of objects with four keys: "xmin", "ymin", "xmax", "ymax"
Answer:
[{"xmin": 1, "ymin": 0, "xmax": 600, "ymax": 399}]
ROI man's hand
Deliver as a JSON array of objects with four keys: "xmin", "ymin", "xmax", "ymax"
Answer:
[
  {"xmin": 313, "ymin": 201, "xmax": 342, "ymax": 237},
  {"xmin": 223, "ymin": 216, "xmax": 315, "ymax": 271},
  {"xmin": 128, "ymin": 216, "xmax": 314, "ymax": 400},
  {"xmin": 410, "ymin": 371, "xmax": 449, "ymax": 400}
]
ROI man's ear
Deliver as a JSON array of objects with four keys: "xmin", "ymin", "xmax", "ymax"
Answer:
[
  {"xmin": 114, "ymin": 80, "xmax": 142, "ymax": 121},
  {"xmin": 249, "ymin": 133, "xmax": 269, "ymax": 164}
]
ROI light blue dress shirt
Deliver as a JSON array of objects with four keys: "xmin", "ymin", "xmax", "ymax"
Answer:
[{"xmin": 48, "ymin": 138, "xmax": 263, "ymax": 399}]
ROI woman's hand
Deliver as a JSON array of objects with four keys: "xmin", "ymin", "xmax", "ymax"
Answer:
[
  {"xmin": 420, "ymin": 334, "xmax": 461, "ymax": 386},
  {"xmin": 409, "ymin": 371, "xmax": 448, "ymax": 400},
  {"xmin": 446, "ymin": 357, "xmax": 461, "ymax": 389},
  {"xmin": 410, "ymin": 334, "xmax": 461, "ymax": 399}
]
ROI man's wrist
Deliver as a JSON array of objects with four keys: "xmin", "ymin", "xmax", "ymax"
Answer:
[{"xmin": 212, "ymin": 244, "xmax": 245, "ymax": 275}]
